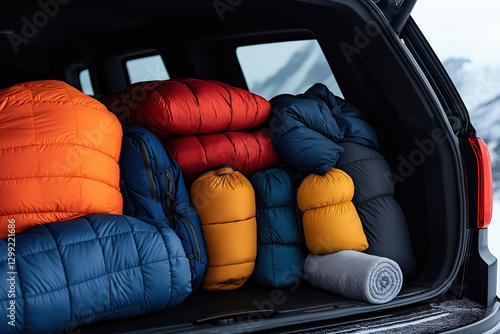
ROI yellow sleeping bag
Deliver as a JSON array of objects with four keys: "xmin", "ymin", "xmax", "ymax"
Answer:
[
  {"xmin": 190, "ymin": 167, "xmax": 257, "ymax": 290},
  {"xmin": 297, "ymin": 167, "xmax": 368, "ymax": 254}
]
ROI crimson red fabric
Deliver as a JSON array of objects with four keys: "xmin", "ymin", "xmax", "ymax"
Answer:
[
  {"xmin": 165, "ymin": 131, "xmax": 279, "ymax": 181},
  {"xmin": 99, "ymin": 79, "xmax": 271, "ymax": 139}
]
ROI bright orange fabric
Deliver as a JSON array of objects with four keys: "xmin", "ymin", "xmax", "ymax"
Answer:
[
  {"xmin": 0, "ymin": 80, "xmax": 123, "ymax": 237},
  {"xmin": 191, "ymin": 167, "xmax": 257, "ymax": 290},
  {"xmin": 297, "ymin": 168, "xmax": 368, "ymax": 254}
]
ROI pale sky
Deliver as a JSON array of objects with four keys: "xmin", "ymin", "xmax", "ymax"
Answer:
[{"xmin": 412, "ymin": 0, "xmax": 500, "ymax": 66}]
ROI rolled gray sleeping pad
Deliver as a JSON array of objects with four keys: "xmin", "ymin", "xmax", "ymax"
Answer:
[
  {"xmin": 304, "ymin": 250, "xmax": 403, "ymax": 304},
  {"xmin": 336, "ymin": 142, "xmax": 417, "ymax": 277}
]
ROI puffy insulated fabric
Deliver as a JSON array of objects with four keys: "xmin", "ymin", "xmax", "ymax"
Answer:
[
  {"xmin": 297, "ymin": 167, "xmax": 369, "ymax": 254},
  {"xmin": 0, "ymin": 80, "xmax": 123, "ymax": 237},
  {"xmin": 270, "ymin": 83, "xmax": 379, "ymax": 175},
  {"xmin": 249, "ymin": 168, "xmax": 304, "ymax": 288},
  {"xmin": 0, "ymin": 214, "xmax": 191, "ymax": 334},
  {"xmin": 336, "ymin": 142, "xmax": 417, "ymax": 276},
  {"xmin": 165, "ymin": 130, "xmax": 279, "ymax": 181},
  {"xmin": 191, "ymin": 167, "xmax": 257, "ymax": 290},
  {"xmin": 120, "ymin": 125, "xmax": 207, "ymax": 291},
  {"xmin": 99, "ymin": 78, "xmax": 271, "ymax": 139}
]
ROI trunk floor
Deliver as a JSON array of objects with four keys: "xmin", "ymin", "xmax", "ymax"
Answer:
[
  {"xmin": 268, "ymin": 297, "xmax": 486, "ymax": 334},
  {"xmin": 80, "ymin": 283, "xmax": 419, "ymax": 334}
]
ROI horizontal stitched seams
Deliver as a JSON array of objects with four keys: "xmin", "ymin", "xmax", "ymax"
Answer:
[
  {"xmin": 259, "ymin": 242, "xmax": 299, "ymax": 247},
  {"xmin": 336, "ymin": 156, "xmax": 385, "ymax": 169},
  {"xmin": 17, "ymin": 258, "xmax": 174, "ymax": 300},
  {"xmin": 0, "ymin": 142, "xmax": 117, "ymax": 161},
  {"xmin": 208, "ymin": 260, "xmax": 254, "ymax": 268},
  {"xmin": 0, "ymin": 97, "xmax": 112, "ymax": 113},
  {"xmin": 0, "ymin": 211, "xmax": 86, "ymax": 217},
  {"xmin": 0, "ymin": 175, "xmax": 120, "ymax": 192},
  {"xmin": 203, "ymin": 217, "xmax": 255, "ymax": 225},
  {"xmin": 259, "ymin": 203, "xmax": 295, "ymax": 209},
  {"xmin": 354, "ymin": 194, "xmax": 393, "ymax": 206}
]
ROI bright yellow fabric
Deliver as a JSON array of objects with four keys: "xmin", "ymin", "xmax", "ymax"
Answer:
[
  {"xmin": 297, "ymin": 167, "xmax": 368, "ymax": 254},
  {"xmin": 190, "ymin": 167, "xmax": 257, "ymax": 290}
]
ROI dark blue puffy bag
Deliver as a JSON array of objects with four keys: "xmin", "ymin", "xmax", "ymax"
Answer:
[
  {"xmin": 0, "ymin": 214, "xmax": 191, "ymax": 334},
  {"xmin": 269, "ymin": 83, "xmax": 379, "ymax": 175},
  {"xmin": 119, "ymin": 125, "xmax": 207, "ymax": 291},
  {"xmin": 249, "ymin": 168, "xmax": 304, "ymax": 288}
]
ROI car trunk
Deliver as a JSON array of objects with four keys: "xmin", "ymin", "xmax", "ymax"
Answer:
[
  {"xmin": 78, "ymin": 109, "xmax": 466, "ymax": 334},
  {"xmin": 81, "ymin": 282, "xmax": 440, "ymax": 333},
  {"xmin": 83, "ymin": 1, "xmax": 467, "ymax": 328},
  {"xmin": 0, "ymin": 0, "xmax": 471, "ymax": 333}
]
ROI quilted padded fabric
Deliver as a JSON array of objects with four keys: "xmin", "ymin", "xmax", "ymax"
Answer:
[
  {"xmin": 0, "ymin": 80, "xmax": 123, "ymax": 237},
  {"xmin": 99, "ymin": 78, "xmax": 271, "ymax": 139},
  {"xmin": 269, "ymin": 83, "xmax": 378, "ymax": 175},
  {"xmin": 120, "ymin": 126, "xmax": 208, "ymax": 291},
  {"xmin": 191, "ymin": 167, "xmax": 257, "ymax": 291},
  {"xmin": 336, "ymin": 142, "xmax": 417, "ymax": 276},
  {"xmin": 0, "ymin": 214, "xmax": 191, "ymax": 334},
  {"xmin": 165, "ymin": 130, "xmax": 279, "ymax": 182},
  {"xmin": 249, "ymin": 168, "xmax": 304, "ymax": 288},
  {"xmin": 297, "ymin": 167, "xmax": 369, "ymax": 254}
]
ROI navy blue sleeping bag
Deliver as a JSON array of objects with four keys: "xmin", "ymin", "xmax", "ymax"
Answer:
[
  {"xmin": 270, "ymin": 83, "xmax": 378, "ymax": 175},
  {"xmin": 249, "ymin": 168, "xmax": 304, "ymax": 288},
  {"xmin": 0, "ymin": 214, "xmax": 191, "ymax": 334},
  {"xmin": 119, "ymin": 126, "xmax": 207, "ymax": 291}
]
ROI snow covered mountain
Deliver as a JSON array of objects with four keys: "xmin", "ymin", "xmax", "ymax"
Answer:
[
  {"xmin": 249, "ymin": 41, "xmax": 343, "ymax": 100},
  {"xmin": 443, "ymin": 59, "xmax": 500, "ymax": 198}
]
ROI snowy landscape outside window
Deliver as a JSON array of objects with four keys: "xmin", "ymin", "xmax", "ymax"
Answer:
[
  {"xmin": 413, "ymin": 0, "xmax": 500, "ymax": 293},
  {"xmin": 237, "ymin": 40, "xmax": 343, "ymax": 100}
]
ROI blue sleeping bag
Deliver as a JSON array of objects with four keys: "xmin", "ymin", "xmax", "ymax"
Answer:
[
  {"xmin": 0, "ymin": 214, "xmax": 191, "ymax": 334},
  {"xmin": 249, "ymin": 168, "xmax": 304, "ymax": 288},
  {"xmin": 270, "ymin": 83, "xmax": 378, "ymax": 175},
  {"xmin": 120, "ymin": 126, "xmax": 207, "ymax": 291}
]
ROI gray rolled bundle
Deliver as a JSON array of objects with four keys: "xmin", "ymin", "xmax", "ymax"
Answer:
[{"xmin": 304, "ymin": 250, "xmax": 402, "ymax": 304}]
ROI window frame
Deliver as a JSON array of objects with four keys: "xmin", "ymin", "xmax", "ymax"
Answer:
[{"xmin": 123, "ymin": 52, "xmax": 169, "ymax": 85}]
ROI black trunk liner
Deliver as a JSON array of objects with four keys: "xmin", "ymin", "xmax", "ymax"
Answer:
[{"xmin": 80, "ymin": 282, "xmax": 418, "ymax": 334}]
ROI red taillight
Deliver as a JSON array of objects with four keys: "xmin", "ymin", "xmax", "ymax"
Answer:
[{"xmin": 469, "ymin": 138, "xmax": 493, "ymax": 228}]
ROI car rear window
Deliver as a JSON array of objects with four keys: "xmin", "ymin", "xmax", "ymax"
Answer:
[
  {"xmin": 236, "ymin": 40, "xmax": 342, "ymax": 100},
  {"xmin": 126, "ymin": 54, "xmax": 169, "ymax": 84},
  {"xmin": 79, "ymin": 69, "xmax": 95, "ymax": 96}
]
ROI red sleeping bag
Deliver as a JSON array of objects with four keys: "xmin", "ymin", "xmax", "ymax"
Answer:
[
  {"xmin": 165, "ymin": 131, "xmax": 279, "ymax": 181},
  {"xmin": 100, "ymin": 78, "xmax": 271, "ymax": 139},
  {"xmin": 101, "ymin": 79, "xmax": 278, "ymax": 180}
]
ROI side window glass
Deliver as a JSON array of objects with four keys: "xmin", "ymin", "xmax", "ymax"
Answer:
[
  {"xmin": 126, "ymin": 55, "xmax": 169, "ymax": 84},
  {"xmin": 236, "ymin": 40, "xmax": 342, "ymax": 100},
  {"xmin": 79, "ymin": 69, "xmax": 94, "ymax": 96}
]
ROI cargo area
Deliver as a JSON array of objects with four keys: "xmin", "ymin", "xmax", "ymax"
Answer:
[{"xmin": 0, "ymin": 1, "xmax": 474, "ymax": 333}]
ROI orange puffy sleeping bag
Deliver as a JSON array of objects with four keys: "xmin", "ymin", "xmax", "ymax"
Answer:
[
  {"xmin": 297, "ymin": 167, "xmax": 368, "ymax": 254},
  {"xmin": 0, "ymin": 80, "xmax": 123, "ymax": 237},
  {"xmin": 190, "ymin": 167, "xmax": 257, "ymax": 290}
]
